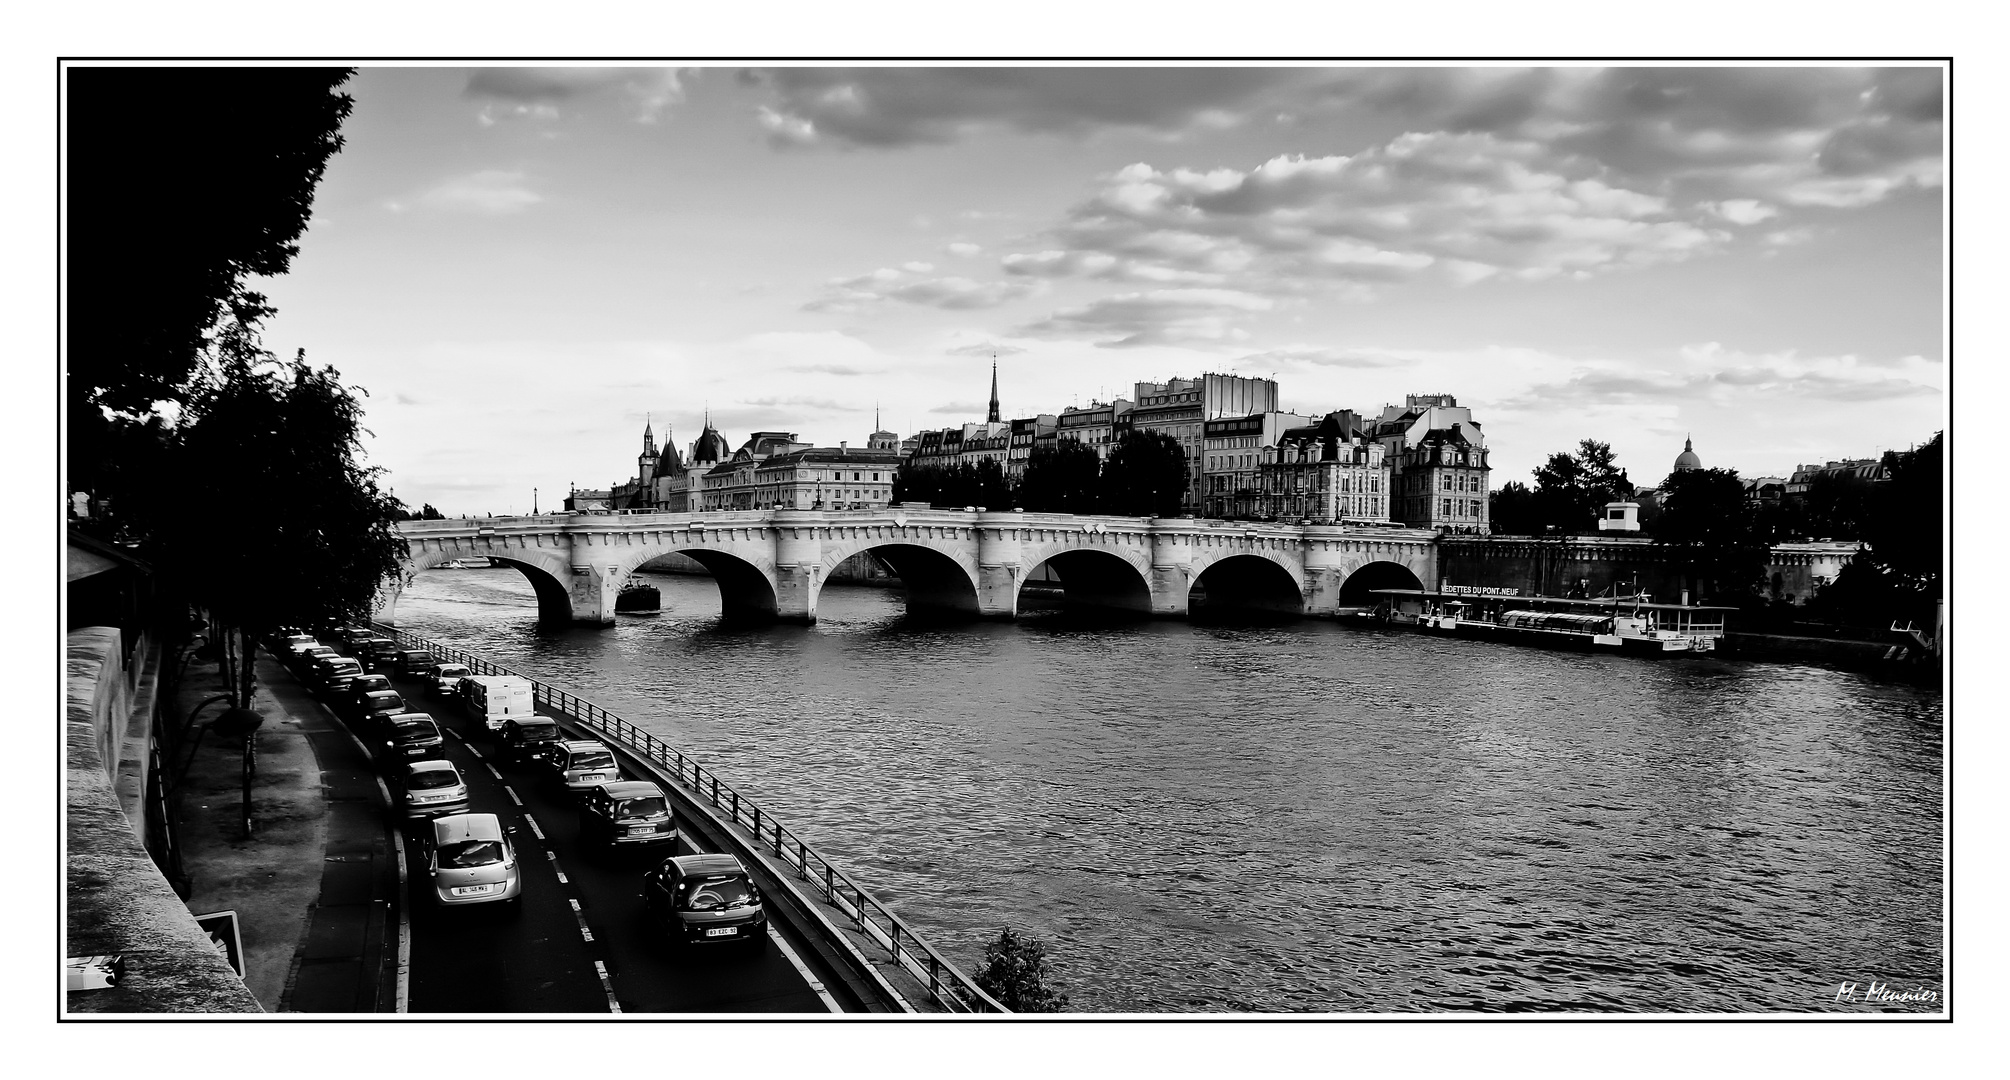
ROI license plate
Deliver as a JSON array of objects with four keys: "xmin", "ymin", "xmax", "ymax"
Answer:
[
  {"xmin": 405, "ymin": 747, "xmax": 424, "ymax": 755},
  {"xmin": 705, "ymin": 926, "xmax": 738, "ymax": 938},
  {"xmin": 579, "ymin": 774, "xmax": 605, "ymax": 784},
  {"xmin": 450, "ymin": 884, "xmax": 496, "ymax": 896}
]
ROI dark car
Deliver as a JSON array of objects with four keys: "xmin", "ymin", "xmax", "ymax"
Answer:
[
  {"xmin": 313, "ymin": 657, "xmax": 364, "ymax": 698},
  {"xmin": 335, "ymin": 627, "xmax": 375, "ymax": 653},
  {"xmin": 578, "ymin": 780, "xmax": 676, "ymax": 850},
  {"xmin": 361, "ymin": 639, "xmax": 403, "ymax": 673},
  {"xmin": 392, "ymin": 649, "xmax": 436, "ymax": 676},
  {"xmin": 499, "ymin": 716, "xmax": 562, "ymax": 768},
  {"xmin": 642, "ymin": 854, "xmax": 766, "ymax": 948},
  {"xmin": 357, "ymin": 689, "xmax": 408, "ymax": 728},
  {"xmin": 385, "ymin": 714, "xmax": 445, "ymax": 762}
]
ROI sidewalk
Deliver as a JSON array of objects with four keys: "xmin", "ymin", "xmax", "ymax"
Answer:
[{"xmin": 172, "ymin": 648, "xmax": 400, "ymax": 1012}]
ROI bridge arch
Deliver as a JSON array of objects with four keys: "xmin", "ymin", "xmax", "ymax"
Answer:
[
  {"xmin": 1019, "ymin": 548, "xmax": 1154, "ymax": 617},
  {"xmin": 1338, "ymin": 559, "xmax": 1428, "ymax": 605},
  {"xmin": 384, "ymin": 546, "xmax": 578, "ymax": 627},
  {"xmin": 1189, "ymin": 552, "xmax": 1306, "ymax": 620},
  {"xmin": 814, "ymin": 541, "xmax": 982, "ymax": 620},
  {"xmin": 621, "ymin": 547, "xmax": 781, "ymax": 623}
]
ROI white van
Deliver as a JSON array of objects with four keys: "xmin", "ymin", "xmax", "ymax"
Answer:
[{"xmin": 463, "ymin": 675, "xmax": 536, "ymax": 734}]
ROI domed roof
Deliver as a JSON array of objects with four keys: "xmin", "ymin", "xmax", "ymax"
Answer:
[{"xmin": 1673, "ymin": 435, "xmax": 1702, "ymax": 472}]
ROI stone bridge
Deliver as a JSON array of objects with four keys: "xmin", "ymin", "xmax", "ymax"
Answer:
[{"xmin": 383, "ymin": 508, "xmax": 1439, "ymax": 626}]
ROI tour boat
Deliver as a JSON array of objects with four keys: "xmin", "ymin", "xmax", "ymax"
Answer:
[
  {"xmin": 615, "ymin": 576, "xmax": 661, "ymax": 614},
  {"xmin": 1368, "ymin": 588, "xmax": 1732, "ymax": 655},
  {"xmin": 436, "ymin": 558, "xmax": 491, "ymax": 570}
]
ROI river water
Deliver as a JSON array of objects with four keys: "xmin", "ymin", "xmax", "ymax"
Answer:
[{"xmin": 393, "ymin": 567, "xmax": 1945, "ymax": 1013}]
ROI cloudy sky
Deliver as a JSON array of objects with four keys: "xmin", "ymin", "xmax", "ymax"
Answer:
[{"xmin": 253, "ymin": 65, "xmax": 1945, "ymax": 515}]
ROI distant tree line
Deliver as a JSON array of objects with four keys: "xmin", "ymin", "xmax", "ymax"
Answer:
[
  {"xmin": 1487, "ymin": 434, "xmax": 1944, "ymax": 630},
  {"xmin": 893, "ymin": 430, "xmax": 1189, "ymax": 518}
]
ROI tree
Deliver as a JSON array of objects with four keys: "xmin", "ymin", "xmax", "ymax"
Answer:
[
  {"xmin": 890, "ymin": 459, "xmax": 1010, "ymax": 509},
  {"xmin": 1530, "ymin": 439, "xmax": 1634, "ymax": 533},
  {"xmin": 972, "ymin": 928, "xmax": 1070, "ymax": 1012},
  {"xmin": 67, "ymin": 68, "xmax": 355, "ymax": 420},
  {"xmin": 1099, "ymin": 429, "xmax": 1188, "ymax": 517},
  {"xmin": 135, "ymin": 331, "xmax": 410, "ymax": 711},
  {"xmin": 1487, "ymin": 480, "xmax": 1539, "ymax": 536},
  {"xmin": 1648, "ymin": 467, "xmax": 1769, "ymax": 602},
  {"xmin": 1796, "ymin": 471, "xmax": 1875, "ymax": 541},
  {"xmin": 1864, "ymin": 432, "xmax": 1943, "ymax": 597},
  {"xmin": 1017, "ymin": 440, "xmax": 1102, "ymax": 513}
]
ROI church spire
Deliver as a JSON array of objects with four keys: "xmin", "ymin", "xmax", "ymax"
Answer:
[
  {"xmin": 987, "ymin": 357, "xmax": 1000, "ymax": 423},
  {"xmin": 642, "ymin": 412, "xmax": 656, "ymax": 456}
]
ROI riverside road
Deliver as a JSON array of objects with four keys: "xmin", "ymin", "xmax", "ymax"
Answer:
[{"xmin": 354, "ymin": 670, "xmax": 830, "ymax": 1013}]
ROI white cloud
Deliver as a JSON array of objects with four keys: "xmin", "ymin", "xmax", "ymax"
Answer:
[
  {"xmin": 410, "ymin": 170, "xmax": 542, "ymax": 215},
  {"xmin": 1707, "ymin": 199, "xmax": 1779, "ymax": 225},
  {"xmin": 945, "ymin": 242, "xmax": 982, "ymax": 257},
  {"xmin": 1015, "ymin": 288, "xmax": 1274, "ymax": 348},
  {"xmin": 464, "ymin": 68, "xmax": 693, "ymax": 123}
]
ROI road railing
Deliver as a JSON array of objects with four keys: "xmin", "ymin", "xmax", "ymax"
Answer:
[{"xmin": 374, "ymin": 626, "xmax": 1006, "ymax": 1014}]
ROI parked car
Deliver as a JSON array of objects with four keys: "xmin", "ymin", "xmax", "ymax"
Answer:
[
  {"xmin": 313, "ymin": 657, "xmax": 364, "ymax": 698},
  {"xmin": 276, "ymin": 633, "xmax": 317, "ymax": 658},
  {"xmin": 425, "ymin": 663, "xmax": 473, "ymax": 696},
  {"xmin": 295, "ymin": 645, "xmax": 339, "ymax": 672},
  {"xmin": 419, "ymin": 813, "xmax": 521, "ymax": 910},
  {"xmin": 392, "ymin": 649, "xmax": 436, "ymax": 676},
  {"xmin": 385, "ymin": 714, "xmax": 445, "ymax": 762},
  {"xmin": 336, "ymin": 627, "xmax": 375, "ymax": 653},
  {"xmin": 546, "ymin": 740, "xmax": 620, "ymax": 796},
  {"xmin": 642, "ymin": 854, "xmax": 766, "ymax": 947},
  {"xmin": 357, "ymin": 689, "xmax": 409, "ymax": 729},
  {"xmin": 499, "ymin": 716, "xmax": 562, "ymax": 768},
  {"xmin": 578, "ymin": 781, "xmax": 676, "ymax": 850},
  {"xmin": 398, "ymin": 759, "xmax": 469, "ymax": 820}
]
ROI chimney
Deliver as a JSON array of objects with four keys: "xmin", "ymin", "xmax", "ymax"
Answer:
[{"xmin": 840, "ymin": 440, "xmax": 848, "ymax": 450}]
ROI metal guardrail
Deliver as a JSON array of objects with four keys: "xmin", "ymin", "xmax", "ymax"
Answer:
[{"xmin": 373, "ymin": 625, "xmax": 1006, "ymax": 1014}]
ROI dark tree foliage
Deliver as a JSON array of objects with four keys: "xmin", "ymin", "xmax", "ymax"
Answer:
[
  {"xmin": 392, "ymin": 502, "xmax": 448, "ymax": 522},
  {"xmin": 1487, "ymin": 480, "xmax": 1539, "ymax": 536},
  {"xmin": 1794, "ymin": 471, "xmax": 1876, "ymax": 541},
  {"xmin": 1016, "ymin": 439, "xmax": 1102, "ymax": 514},
  {"xmin": 1099, "ymin": 429, "xmax": 1188, "ymax": 517},
  {"xmin": 1530, "ymin": 439, "xmax": 1634, "ymax": 533},
  {"xmin": 972, "ymin": 928, "xmax": 1070, "ymax": 1013},
  {"xmin": 1648, "ymin": 467, "xmax": 1770, "ymax": 601},
  {"xmin": 67, "ymin": 67, "xmax": 355, "ymax": 423},
  {"xmin": 891, "ymin": 460, "xmax": 1011, "ymax": 509},
  {"xmin": 1863, "ymin": 432, "xmax": 1943, "ymax": 596}
]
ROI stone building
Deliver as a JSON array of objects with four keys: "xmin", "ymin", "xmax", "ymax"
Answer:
[
  {"xmin": 1372, "ymin": 393, "xmax": 1491, "ymax": 532},
  {"xmin": 1055, "ymin": 398, "xmax": 1133, "ymax": 460},
  {"xmin": 1256, "ymin": 411, "xmax": 1390, "ymax": 523},
  {"xmin": 1128, "ymin": 374, "xmax": 1280, "ymax": 515},
  {"xmin": 1202, "ymin": 410, "xmax": 1316, "ymax": 519}
]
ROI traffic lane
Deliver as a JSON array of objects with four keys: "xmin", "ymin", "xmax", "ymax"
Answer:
[
  {"xmin": 360, "ymin": 707, "xmax": 614, "ymax": 1014},
  {"xmin": 507, "ymin": 770, "xmax": 829, "ymax": 1013}
]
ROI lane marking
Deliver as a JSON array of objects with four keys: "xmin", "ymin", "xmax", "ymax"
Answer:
[
  {"xmin": 568, "ymin": 898, "xmax": 582, "ymax": 913},
  {"xmin": 555, "ymin": 871, "xmax": 568, "ymax": 884},
  {"xmin": 504, "ymin": 786, "xmax": 522, "ymax": 806},
  {"xmin": 768, "ymin": 928, "xmax": 842, "ymax": 1014},
  {"xmin": 487, "ymin": 764, "xmax": 502, "ymax": 780},
  {"xmin": 524, "ymin": 815, "xmax": 545, "ymax": 841},
  {"xmin": 593, "ymin": 960, "xmax": 621, "ymax": 1014}
]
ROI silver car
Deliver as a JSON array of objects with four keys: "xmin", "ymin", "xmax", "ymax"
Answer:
[
  {"xmin": 400, "ymin": 760, "xmax": 469, "ymax": 820},
  {"xmin": 422, "ymin": 813, "xmax": 522, "ymax": 910},
  {"xmin": 429, "ymin": 664, "xmax": 471, "ymax": 696},
  {"xmin": 547, "ymin": 740, "xmax": 620, "ymax": 795}
]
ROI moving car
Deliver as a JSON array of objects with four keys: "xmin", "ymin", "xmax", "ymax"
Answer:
[
  {"xmin": 578, "ymin": 780, "xmax": 676, "ymax": 850},
  {"xmin": 361, "ymin": 638, "xmax": 402, "ymax": 673},
  {"xmin": 499, "ymin": 716, "xmax": 562, "ymax": 768},
  {"xmin": 398, "ymin": 760, "xmax": 469, "ymax": 820},
  {"xmin": 392, "ymin": 649, "xmax": 436, "ymax": 676},
  {"xmin": 546, "ymin": 740, "xmax": 620, "ymax": 795},
  {"xmin": 426, "ymin": 663, "xmax": 472, "ymax": 697},
  {"xmin": 385, "ymin": 714, "xmax": 445, "ymax": 762},
  {"xmin": 357, "ymin": 689, "xmax": 408, "ymax": 728},
  {"xmin": 342, "ymin": 674, "xmax": 395, "ymax": 717},
  {"xmin": 642, "ymin": 854, "xmax": 766, "ymax": 947},
  {"xmin": 420, "ymin": 813, "xmax": 521, "ymax": 910},
  {"xmin": 313, "ymin": 657, "xmax": 364, "ymax": 698}
]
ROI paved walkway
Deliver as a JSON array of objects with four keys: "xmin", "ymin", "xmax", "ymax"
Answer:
[{"xmin": 173, "ymin": 648, "xmax": 400, "ymax": 1012}]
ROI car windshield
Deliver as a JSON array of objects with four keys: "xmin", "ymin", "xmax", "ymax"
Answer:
[
  {"xmin": 681, "ymin": 876, "xmax": 755, "ymax": 910},
  {"xmin": 520, "ymin": 727, "xmax": 559, "ymax": 743},
  {"xmin": 409, "ymin": 769, "xmax": 459, "ymax": 790},
  {"xmin": 394, "ymin": 720, "xmax": 440, "ymax": 742},
  {"xmin": 438, "ymin": 840, "xmax": 505, "ymax": 868},
  {"xmin": 439, "ymin": 666, "xmax": 469, "ymax": 678},
  {"xmin": 615, "ymin": 796, "xmax": 667, "ymax": 820},
  {"xmin": 356, "ymin": 677, "xmax": 390, "ymax": 692},
  {"xmin": 570, "ymin": 752, "xmax": 614, "ymax": 771}
]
